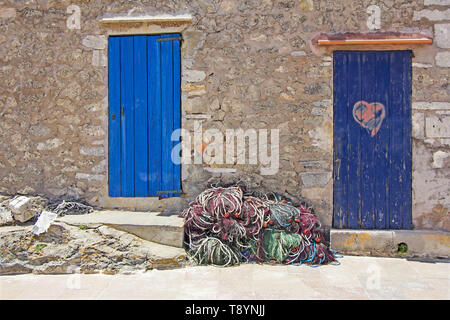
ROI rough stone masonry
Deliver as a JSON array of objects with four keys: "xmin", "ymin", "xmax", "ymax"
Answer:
[{"xmin": 0, "ymin": 0, "xmax": 448, "ymax": 236}]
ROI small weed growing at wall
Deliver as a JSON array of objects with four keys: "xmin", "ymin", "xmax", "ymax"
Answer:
[
  {"xmin": 398, "ymin": 243, "xmax": 408, "ymax": 254},
  {"xmin": 35, "ymin": 244, "xmax": 47, "ymax": 251},
  {"xmin": 78, "ymin": 225, "xmax": 88, "ymax": 230}
]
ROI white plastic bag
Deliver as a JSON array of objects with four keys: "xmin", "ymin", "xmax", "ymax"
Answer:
[{"xmin": 31, "ymin": 210, "xmax": 58, "ymax": 235}]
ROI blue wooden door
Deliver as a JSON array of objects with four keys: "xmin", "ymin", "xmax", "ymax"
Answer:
[
  {"xmin": 108, "ymin": 34, "xmax": 181, "ymax": 197},
  {"xmin": 333, "ymin": 51, "xmax": 412, "ymax": 229}
]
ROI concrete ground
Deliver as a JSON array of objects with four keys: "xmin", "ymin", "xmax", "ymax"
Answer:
[{"xmin": 0, "ymin": 255, "xmax": 448, "ymax": 300}]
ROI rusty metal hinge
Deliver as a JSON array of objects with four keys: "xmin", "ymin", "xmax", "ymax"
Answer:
[
  {"xmin": 157, "ymin": 36, "xmax": 182, "ymax": 42},
  {"xmin": 157, "ymin": 190, "xmax": 183, "ymax": 195}
]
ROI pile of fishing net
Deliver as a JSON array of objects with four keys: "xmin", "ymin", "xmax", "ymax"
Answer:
[
  {"xmin": 180, "ymin": 185, "xmax": 339, "ymax": 267},
  {"xmin": 46, "ymin": 200, "xmax": 94, "ymax": 216}
]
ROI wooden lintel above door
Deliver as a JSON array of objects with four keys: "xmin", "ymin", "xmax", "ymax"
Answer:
[{"xmin": 314, "ymin": 32, "xmax": 433, "ymax": 46}]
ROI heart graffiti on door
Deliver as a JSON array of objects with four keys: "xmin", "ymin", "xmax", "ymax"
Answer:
[{"xmin": 352, "ymin": 100, "xmax": 386, "ymax": 137}]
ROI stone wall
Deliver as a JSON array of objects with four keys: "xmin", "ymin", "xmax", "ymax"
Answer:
[
  {"xmin": 410, "ymin": 2, "xmax": 450, "ymax": 231},
  {"xmin": 0, "ymin": 0, "xmax": 448, "ymax": 232}
]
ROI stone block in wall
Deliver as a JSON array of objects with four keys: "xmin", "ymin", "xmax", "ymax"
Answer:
[
  {"xmin": 432, "ymin": 150, "xmax": 449, "ymax": 168},
  {"xmin": 82, "ymin": 35, "xmax": 107, "ymax": 50},
  {"xmin": 426, "ymin": 115, "xmax": 450, "ymax": 137},
  {"xmin": 280, "ymin": 92, "xmax": 294, "ymax": 101},
  {"xmin": 209, "ymin": 98, "xmax": 220, "ymax": 111},
  {"xmin": 75, "ymin": 173, "xmax": 104, "ymax": 181},
  {"xmin": 183, "ymin": 69, "xmax": 206, "ymax": 82},
  {"xmin": 413, "ymin": 9, "xmax": 450, "ymax": 21},
  {"xmin": 291, "ymin": 51, "xmax": 306, "ymax": 56},
  {"xmin": 312, "ymin": 100, "xmax": 332, "ymax": 107},
  {"xmin": 92, "ymin": 50, "xmax": 107, "ymax": 67},
  {"xmin": 308, "ymin": 123, "xmax": 333, "ymax": 152},
  {"xmin": 0, "ymin": 8, "xmax": 16, "ymax": 19},
  {"xmin": 246, "ymin": 85, "xmax": 261, "ymax": 101},
  {"xmin": 184, "ymin": 97, "xmax": 208, "ymax": 113},
  {"xmin": 299, "ymin": 172, "xmax": 332, "ymax": 188},
  {"xmin": 60, "ymin": 82, "xmax": 81, "ymax": 100},
  {"xmin": 424, "ymin": 0, "xmax": 450, "ymax": 5},
  {"xmin": 80, "ymin": 125, "xmax": 105, "ymax": 137},
  {"xmin": 181, "ymin": 30, "xmax": 205, "ymax": 58},
  {"xmin": 413, "ymin": 102, "xmax": 450, "ymax": 110},
  {"xmin": 412, "ymin": 63, "xmax": 433, "ymax": 68},
  {"xmin": 91, "ymin": 159, "xmax": 106, "ymax": 173},
  {"xmin": 80, "ymin": 146, "xmax": 104, "ymax": 157},
  {"xmin": 203, "ymin": 168, "xmax": 237, "ymax": 174},
  {"xmin": 29, "ymin": 124, "xmax": 51, "ymax": 137},
  {"xmin": 36, "ymin": 138, "xmax": 64, "ymax": 151},
  {"xmin": 182, "ymin": 83, "xmax": 206, "ymax": 97},
  {"xmin": 435, "ymin": 51, "xmax": 450, "ymax": 67},
  {"xmin": 435, "ymin": 24, "xmax": 450, "ymax": 49},
  {"xmin": 311, "ymin": 107, "xmax": 326, "ymax": 116},
  {"xmin": 412, "ymin": 112, "xmax": 425, "ymax": 139}
]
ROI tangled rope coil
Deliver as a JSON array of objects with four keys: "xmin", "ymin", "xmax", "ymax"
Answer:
[{"xmin": 180, "ymin": 185, "xmax": 338, "ymax": 267}]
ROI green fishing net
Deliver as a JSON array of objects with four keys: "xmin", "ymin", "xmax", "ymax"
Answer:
[{"xmin": 262, "ymin": 229, "xmax": 303, "ymax": 263}]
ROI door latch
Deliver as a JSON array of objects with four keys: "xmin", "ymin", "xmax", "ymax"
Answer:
[{"xmin": 335, "ymin": 158, "xmax": 341, "ymax": 180}]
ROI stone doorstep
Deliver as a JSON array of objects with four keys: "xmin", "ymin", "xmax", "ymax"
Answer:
[
  {"xmin": 330, "ymin": 229, "xmax": 450, "ymax": 259},
  {"xmin": 56, "ymin": 210, "xmax": 185, "ymax": 248}
]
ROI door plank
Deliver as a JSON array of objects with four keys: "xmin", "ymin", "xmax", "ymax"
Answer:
[
  {"xmin": 360, "ymin": 52, "xmax": 376, "ymax": 229},
  {"xmin": 333, "ymin": 52, "xmax": 349, "ymax": 229},
  {"xmin": 401, "ymin": 51, "xmax": 413, "ymax": 229},
  {"xmin": 388, "ymin": 52, "xmax": 404, "ymax": 229},
  {"xmin": 148, "ymin": 35, "xmax": 162, "ymax": 197},
  {"xmin": 374, "ymin": 52, "xmax": 390, "ymax": 229},
  {"xmin": 346, "ymin": 52, "xmax": 362, "ymax": 229},
  {"xmin": 160, "ymin": 34, "xmax": 174, "ymax": 198},
  {"xmin": 108, "ymin": 37, "xmax": 121, "ymax": 197},
  {"xmin": 133, "ymin": 36, "xmax": 148, "ymax": 196},
  {"xmin": 172, "ymin": 38, "xmax": 182, "ymax": 197},
  {"xmin": 120, "ymin": 36, "xmax": 135, "ymax": 197}
]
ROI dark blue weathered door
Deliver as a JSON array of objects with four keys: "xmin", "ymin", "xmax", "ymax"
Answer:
[
  {"xmin": 108, "ymin": 34, "xmax": 181, "ymax": 197},
  {"xmin": 333, "ymin": 51, "xmax": 412, "ymax": 229}
]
